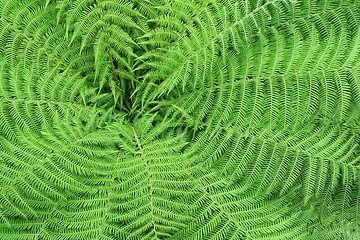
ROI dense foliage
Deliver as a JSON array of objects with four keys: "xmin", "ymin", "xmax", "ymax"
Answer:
[{"xmin": 0, "ymin": 0, "xmax": 359, "ymax": 239}]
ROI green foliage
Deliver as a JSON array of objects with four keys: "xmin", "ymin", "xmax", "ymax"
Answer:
[{"xmin": 0, "ymin": 0, "xmax": 359, "ymax": 239}]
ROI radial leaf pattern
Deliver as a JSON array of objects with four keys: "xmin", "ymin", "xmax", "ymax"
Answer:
[{"xmin": 0, "ymin": 0, "xmax": 359, "ymax": 239}]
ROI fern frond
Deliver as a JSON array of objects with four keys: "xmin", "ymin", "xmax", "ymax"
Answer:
[{"xmin": 0, "ymin": 0, "xmax": 360, "ymax": 239}]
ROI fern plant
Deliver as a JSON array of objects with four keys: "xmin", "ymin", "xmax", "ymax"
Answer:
[{"xmin": 0, "ymin": 0, "xmax": 359, "ymax": 239}]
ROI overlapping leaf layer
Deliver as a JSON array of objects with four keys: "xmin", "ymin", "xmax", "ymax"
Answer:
[{"xmin": 0, "ymin": 0, "xmax": 359, "ymax": 239}]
